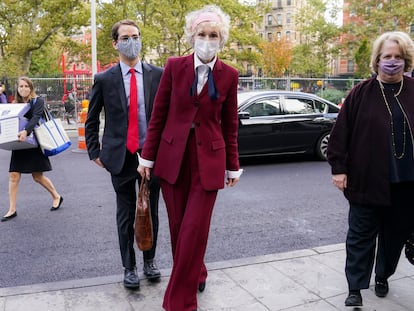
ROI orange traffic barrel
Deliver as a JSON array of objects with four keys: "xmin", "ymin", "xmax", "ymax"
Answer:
[{"xmin": 77, "ymin": 111, "xmax": 88, "ymax": 150}]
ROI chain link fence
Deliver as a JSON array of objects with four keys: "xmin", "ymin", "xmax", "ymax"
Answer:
[{"xmin": 4, "ymin": 76, "xmax": 365, "ymax": 117}]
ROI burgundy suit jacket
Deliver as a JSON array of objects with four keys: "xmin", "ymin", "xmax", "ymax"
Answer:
[{"xmin": 141, "ymin": 54, "xmax": 240, "ymax": 190}]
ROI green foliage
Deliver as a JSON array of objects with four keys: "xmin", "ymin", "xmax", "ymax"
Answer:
[
  {"xmin": 316, "ymin": 88, "xmax": 345, "ymax": 105},
  {"xmin": 354, "ymin": 39, "xmax": 371, "ymax": 78},
  {"xmin": 292, "ymin": 0, "xmax": 341, "ymax": 77},
  {"xmin": 290, "ymin": 44, "xmax": 327, "ymax": 77},
  {"xmin": 0, "ymin": 0, "xmax": 90, "ymax": 77},
  {"xmin": 95, "ymin": 0, "xmax": 263, "ymax": 68},
  {"xmin": 345, "ymin": 0, "xmax": 414, "ymax": 77}
]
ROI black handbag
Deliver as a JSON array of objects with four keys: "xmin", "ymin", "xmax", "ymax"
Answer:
[{"xmin": 405, "ymin": 231, "xmax": 414, "ymax": 265}]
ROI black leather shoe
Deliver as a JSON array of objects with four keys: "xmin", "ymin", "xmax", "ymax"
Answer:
[
  {"xmin": 143, "ymin": 260, "xmax": 161, "ymax": 281},
  {"xmin": 198, "ymin": 281, "xmax": 206, "ymax": 292},
  {"xmin": 1, "ymin": 211, "xmax": 17, "ymax": 222},
  {"xmin": 345, "ymin": 291, "xmax": 362, "ymax": 307},
  {"xmin": 124, "ymin": 268, "xmax": 140, "ymax": 289},
  {"xmin": 375, "ymin": 278, "xmax": 389, "ymax": 297},
  {"xmin": 50, "ymin": 196, "xmax": 63, "ymax": 211}
]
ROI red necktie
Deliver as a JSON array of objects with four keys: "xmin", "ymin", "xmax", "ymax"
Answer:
[{"xmin": 127, "ymin": 68, "xmax": 139, "ymax": 153}]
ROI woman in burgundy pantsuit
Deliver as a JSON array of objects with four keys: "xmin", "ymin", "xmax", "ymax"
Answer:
[{"xmin": 138, "ymin": 5, "xmax": 242, "ymax": 311}]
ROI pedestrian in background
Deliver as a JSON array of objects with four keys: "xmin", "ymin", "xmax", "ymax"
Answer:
[
  {"xmin": 0, "ymin": 82, "xmax": 7, "ymax": 103},
  {"xmin": 138, "ymin": 5, "xmax": 242, "ymax": 311},
  {"xmin": 327, "ymin": 31, "xmax": 414, "ymax": 307},
  {"xmin": 2, "ymin": 76, "xmax": 63, "ymax": 222},
  {"xmin": 85, "ymin": 19, "xmax": 163, "ymax": 290}
]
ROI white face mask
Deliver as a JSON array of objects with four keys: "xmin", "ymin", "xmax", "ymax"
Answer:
[{"xmin": 194, "ymin": 39, "xmax": 220, "ymax": 61}]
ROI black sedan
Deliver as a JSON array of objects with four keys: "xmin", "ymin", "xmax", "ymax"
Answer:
[{"xmin": 237, "ymin": 90, "xmax": 340, "ymax": 160}]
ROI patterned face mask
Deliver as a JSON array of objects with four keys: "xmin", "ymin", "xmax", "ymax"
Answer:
[{"xmin": 117, "ymin": 38, "xmax": 142, "ymax": 60}]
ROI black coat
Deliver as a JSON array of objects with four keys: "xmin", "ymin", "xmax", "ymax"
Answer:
[
  {"xmin": 327, "ymin": 76, "xmax": 414, "ymax": 206},
  {"xmin": 85, "ymin": 62, "xmax": 163, "ymax": 175}
]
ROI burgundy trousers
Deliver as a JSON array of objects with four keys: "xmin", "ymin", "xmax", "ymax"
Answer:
[{"xmin": 161, "ymin": 131, "xmax": 218, "ymax": 311}]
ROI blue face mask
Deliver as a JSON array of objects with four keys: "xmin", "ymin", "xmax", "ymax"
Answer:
[
  {"xmin": 378, "ymin": 59, "xmax": 405, "ymax": 75},
  {"xmin": 117, "ymin": 38, "xmax": 142, "ymax": 60}
]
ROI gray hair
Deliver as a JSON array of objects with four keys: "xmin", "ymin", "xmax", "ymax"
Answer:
[
  {"xmin": 184, "ymin": 5, "xmax": 230, "ymax": 49},
  {"xmin": 370, "ymin": 31, "xmax": 414, "ymax": 74}
]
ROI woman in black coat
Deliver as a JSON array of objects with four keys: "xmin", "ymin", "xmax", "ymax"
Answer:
[
  {"xmin": 328, "ymin": 31, "xmax": 414, "ymax": 307},
  {"xmin": 1, "ymin": 77, "xmax": 63, "ymax": 222}
]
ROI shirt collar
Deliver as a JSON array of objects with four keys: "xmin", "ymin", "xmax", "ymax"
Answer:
[
  {"xmin": 193, "ymin": 54, "xmax": 216, "ymax": 72},
  {"xmin": 120, "ymin": 60, "xmax": 142, "ymax": 76}
]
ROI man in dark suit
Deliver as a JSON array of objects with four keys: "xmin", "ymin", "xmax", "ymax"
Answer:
[{"xmin": 85, "ymin": 19, "xmax": 163, "ymax": 290}]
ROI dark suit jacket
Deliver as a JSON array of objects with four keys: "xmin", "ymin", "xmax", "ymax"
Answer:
[
  {"xmin": 141, "ymin": 54, "xmax": 240, "ymax": 190},
  {"xmin": 85, "ymin": 62, "xmax": 163, "ymax": 175}
]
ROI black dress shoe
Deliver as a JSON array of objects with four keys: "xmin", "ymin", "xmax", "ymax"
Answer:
[
  {"xmin": 375, "ymin": 278, "xmax": 389, "ymax": 297},
  {"xmin": 50, "ymin": 196, "xmax": 63, "ymax": 211},
  {"xmin": 345, "ymin": 291, "xmax": 362, "ymax": 307},
  {"xmin": 198, "ymin": 281, "xmax": 206, "ymax": 292},
  {"xmin": 124, "ymin": 268, "xmax": 140, "ymax": 289},
  {"xmin": 143, "ymin": 260, "xmax": 161, "ymax": 281},
  {"xmin": 1, "ymin": 211, "xmax": 17, "ymax": 222}
]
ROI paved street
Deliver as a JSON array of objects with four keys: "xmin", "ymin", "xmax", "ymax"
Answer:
[{"xmin": 1, "ymin": 128, "xmax": 348, "ymax": 288}]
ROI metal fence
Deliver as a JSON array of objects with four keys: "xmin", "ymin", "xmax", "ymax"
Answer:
[{"xmin": 4, "ymin": 76, "xmax": 365, "ymax": 117}]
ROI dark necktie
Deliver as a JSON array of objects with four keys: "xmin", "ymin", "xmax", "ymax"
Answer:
[
  {"xmin": 127, "ymin": 68, "xmax": 139, "ymax": 153},
  {"xmin": 190, "ymin": 66, "xmax": 219, "ymax": 100},
  {"xmin": 207, "ymin": 67, "xmax": 219, "ymax": 100}
]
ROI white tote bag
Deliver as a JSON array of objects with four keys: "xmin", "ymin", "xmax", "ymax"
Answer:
[{"xmin": 34, "ymin": 109, "xmax": 71, "ymax": 156}]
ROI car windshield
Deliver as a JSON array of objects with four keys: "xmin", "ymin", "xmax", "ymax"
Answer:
[{"xmin": 237, "ymin": 91, "xmax": 264, "ymax": 106}]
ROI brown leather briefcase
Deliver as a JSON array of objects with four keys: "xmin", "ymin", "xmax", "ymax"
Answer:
[{"xmin": 134, "ymin": 178, "xmax": 153, "ymax": 251}]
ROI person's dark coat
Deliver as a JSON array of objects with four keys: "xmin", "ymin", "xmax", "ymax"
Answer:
[{"xmin": 327, "ymin": 76, "xmax": 414, "ymax": 206}]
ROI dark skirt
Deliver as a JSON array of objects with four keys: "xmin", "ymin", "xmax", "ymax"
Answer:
[{"xmin": 9, "ymin": 147, "xmax": 52, "ymax": 173}]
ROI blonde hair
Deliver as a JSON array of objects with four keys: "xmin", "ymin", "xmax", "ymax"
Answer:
[
  {"xmin": 14, "ymin": 76, "xmax": 37, "ymax": 103},
  {"xmin": 184, "ymin": 5, "xmax": 230, "ymax": 49},
  {"xmin": 370, "ymin": 31, "xmax": 414, "ymax": 74}
]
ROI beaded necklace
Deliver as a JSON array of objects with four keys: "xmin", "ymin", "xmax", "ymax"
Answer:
[{"xmin": 378, "ymin": 78, "xmax": 406, "ymax": 159}]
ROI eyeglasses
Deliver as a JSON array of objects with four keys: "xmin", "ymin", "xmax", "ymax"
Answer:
[{"xmin": 118, "ymin": 35, "xmax": 140, "ymax": 43}]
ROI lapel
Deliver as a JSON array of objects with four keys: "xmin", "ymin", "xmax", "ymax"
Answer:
[
  {"xmin": 142, "ymin": 62, "xmax": 152, "ymax": 113},
  {"xmin": 185, "ymin": 54, "xmax": 196, "ymax": 96},
  {"xmin": 110, "ymin": 64, "xmax": 128, "ymax": 114}
]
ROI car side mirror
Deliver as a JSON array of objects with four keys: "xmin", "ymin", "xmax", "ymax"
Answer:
[{"xmin": 238, "ymin": 111, "xmax": 250, "ymax": 119}]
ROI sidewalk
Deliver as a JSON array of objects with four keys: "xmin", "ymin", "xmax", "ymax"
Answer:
[{"xmin": 1, "ymin": 243, "xmax": 413, "ymax": 311}]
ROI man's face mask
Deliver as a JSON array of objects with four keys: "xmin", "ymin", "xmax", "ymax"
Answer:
[{"xmin": 117, "ymin": 37, "xmax": 142, "ymax": 60}]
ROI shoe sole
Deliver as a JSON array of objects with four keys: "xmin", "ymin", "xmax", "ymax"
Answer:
[
  {"xmin": 123, "ymin": 282, "xmax": 140, "ymax": 289},
  {"xmin": 144, "ymin": 274, "xmax": 161, "ymax": 281}
]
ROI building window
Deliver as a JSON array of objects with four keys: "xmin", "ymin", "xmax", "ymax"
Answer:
[
  {"xmin": 347, "ymin": 60, "xmax": 355, "ymax": 73},
  {"xmin": 267, "ymin": 14, "xmax": 272, "ymax": 26},
  {"xmin": 286, "ymin": 31, "xmax": 291, "ymax": 41},
  {"xmin": 276, "ymin": 14, "xmax": 282, "ymax": 25},
  {"xmin": 276, "ymin": 32, "xmax": 281, "ymax": 40},
  {"xmin": 287, "ymin": 0, "xmax": 291, "ymax": 5},
  {"xmin": 277, "ymin": 0, "xmax": 282, "ymax": 8},
  {"xmin": 267, "ymin": 32, "xmax": 273, "ymax": 41},
  {"xmin": 286, "ymin": 12, "xmax": 291, "ymax": 24}
]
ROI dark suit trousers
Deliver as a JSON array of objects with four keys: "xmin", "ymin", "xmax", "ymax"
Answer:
[
  {"xmin": 345, "ymin": 182, "xmax": 414, "ymax": 290},
  {"xmin": 111, "ymin": 151, "xmax": 160, "ymax": 270},
  {"xmin": 161, "ymin": 131, "xmax": 218, "ymax": 311}
]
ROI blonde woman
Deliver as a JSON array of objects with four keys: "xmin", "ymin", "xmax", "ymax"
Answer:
[
  {"xmin": 2, "ymin": 77, "xmax": 63, "ymax": 222},
  {"xmin": 328, "ymin": 32, "xmax": 414, "ymax": 307}
]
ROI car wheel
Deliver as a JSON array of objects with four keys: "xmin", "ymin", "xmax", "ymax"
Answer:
[{"xmin": 316, "ymin": 132, "xmax": 330, "ymax": 161}]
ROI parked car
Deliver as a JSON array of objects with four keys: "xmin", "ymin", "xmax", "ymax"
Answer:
[{"xmin": 237, "ymin": 90, "xmax": 340, "ymax": 160}]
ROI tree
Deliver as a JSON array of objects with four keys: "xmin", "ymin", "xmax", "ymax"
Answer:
[
  {"xmin": 354, "ymin": 38, "xmax": 371, "ymax": 78},
  {"xmin": 0, "ymin": 0, "xmax": 90, "ymax": 77},
  {"xmin": 260, "ymin": 36, "xmax": 292, "ymax": 77},
  {"xmin": 291, "ymin": 0, "xmax": 341, "ymax": 77},
  {"xmin": 95, "ymin": 0, "xmax": 264, "ymax": 69},
  {"xmin": 343, "ymin": 0, "xmax": 414, "ymax": 77}
]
